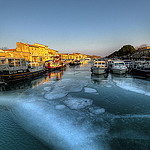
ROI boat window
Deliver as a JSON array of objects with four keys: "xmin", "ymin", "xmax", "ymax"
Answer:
[
  {"xmin": 0, "ymin": 59, "xmax": 6, "ymax": 65},
  {"xmin": 21, "ymin": 59, "xmax": 26, "ymax": 66},
  {"xmin": 115, "ymin": 63, "xmax": 124, "ymax": 66},
  {"xmin": 15, "ymin": 59, "xmax": 21, "ymax": 67},
  {"xmin": 119, "ymin": 63, "xmax": 124, "ymax": 65},
  {"xmin": 8, "ymin": 59, "xmax": 15, "ymax": 67}
]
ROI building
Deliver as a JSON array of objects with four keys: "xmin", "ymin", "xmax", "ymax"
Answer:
[
  {"xmin": 132, "ymin": 47, "xmax": 150, "ymax": 59},
  {"xmin": 1, "ymin": 42, "xmax": 90, "ymax": 63},
  {"xmin": 60, "ymin": 53, "xmax": 87, "ymax": 61},
  {"xmin": 16, "ymin": 42, "xmax": 59, "ymax": 62}
]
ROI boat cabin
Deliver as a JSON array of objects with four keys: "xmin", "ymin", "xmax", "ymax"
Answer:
[
  {"xmin": 0, "ymin": 57, "xmax": 28, "ymax": 74},
  {"xmin": 27, "ymin": 62, "xmax": 44, "ymax": 72},
  {"xmin": 112, "ymin": 61, "xmax": 125, "ymax": 66},
  {"xmin": 93, "ymin": 61, "xmax": 107, "ymax": 68}
]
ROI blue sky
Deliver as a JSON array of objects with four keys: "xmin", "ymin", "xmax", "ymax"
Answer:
[{"xmin": 0, "ymin": 0, "xmax": 149, "ymax": 57}]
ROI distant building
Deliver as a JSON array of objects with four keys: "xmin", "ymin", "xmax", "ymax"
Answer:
[
  {"xmin": 132, "ymin": 47, "xmax": 150, "ymax": 59},
  {"xmin": 137, "ymin": 46, "xmax": 150, "ymax": 51},
  {"xmin": 60, "ymin": 53, "xmax": 87, "ymax": 60},
  {"xmin": 0, "ymin": 49, "xmax": 4, "ymax": 53}
]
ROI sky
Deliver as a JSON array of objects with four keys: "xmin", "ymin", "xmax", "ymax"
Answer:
[{"xmin": 0, "ymin": 0, "xmax": 150, "ymax": 57}]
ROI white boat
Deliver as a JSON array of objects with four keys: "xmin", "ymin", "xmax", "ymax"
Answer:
[
  {"xmin": 124, "ymin": 60, "xmax": 133, "ymax": 72},
  {"xmin": 0, "ymin": 57, "xmax": 28, "ymax": 74},
  {"xmin": 91, "ymin": 60, "xmax": 107, "ymax": 74},
  {"xmin": 111, "ymin": 60, "xmax": 127, "ymax": 74}
]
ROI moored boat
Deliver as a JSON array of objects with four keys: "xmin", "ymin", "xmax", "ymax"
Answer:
[
  {"xmin": 69, "ymin": 60, "xmax": 81, "ymax": 66},
  {"xmin": 45, "ymin": 59, "xmax": 66, "ymax": 71},
  {"xmin": 111, "ymin": 60, "xmax": 127, "ymax": 74},
  {"xmin": 132, "ymin": 61, "xmax": 150, "ymax": 77},
  {"xmin": 124, "ymin": 60, "xmax": 133, "ymax": 72},
  {"xmin": 91, "ymin": 60, "xmax": 107, "ymax": 75},
  {"xmin": 0, "ymin": 57, "xmax": 46, "ymax": 84}
]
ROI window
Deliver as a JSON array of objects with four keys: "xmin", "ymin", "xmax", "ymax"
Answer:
[
  {"xmin": 0, "ymin": 59, "xmax": 6, "ymax": 65},
  {"xmin": 21, "ymin": 59, "xmax": 26, "ymax": 66},
  {"xmin": 8, "ymin": 59, "xmax": 15, "ymax": 67},
  {"xmin": 15, "ymin": 59, "xmax": 20, "ymax": 67}
]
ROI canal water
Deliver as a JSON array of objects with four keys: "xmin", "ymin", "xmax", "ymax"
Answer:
[{"xmin": 0, "ymin": 64, "xmax": 150, "ymax": 150}]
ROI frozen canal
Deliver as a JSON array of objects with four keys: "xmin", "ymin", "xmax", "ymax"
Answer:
[{"xmin": 0, "ymin": 64, "xmax": 150, "ymax": 150}]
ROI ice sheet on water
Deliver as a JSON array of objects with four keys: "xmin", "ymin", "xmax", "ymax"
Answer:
[
  {"xmin": 111, "ymin": 129, "xmax": 149, "ymax": 140},
  {"xmin": 85, "ymin": 76, "xmax": 90, "ymax": 79},
  {"xmin": 44, "ymin": 89, "xmax": 68, "ymax": 100},
  {"xmin": 55, "ymin": 105, "xmax": 66, "ymax": 110},
  {"xmin": 89, "ymin": 106, "xmax": 105, "ymax": 115},
  {"xmin": 104, "ymin": 84, "xmax": 113, "ymax": 88},
  {"xmin": 113, "ymin": 78, "xmax": 150, "ymax": 96},
  {"xmin": 64, "ymin": 97, "xmax": 93, "ymax": 110},
  {"xmin": 114, "ymin": 114, "xmax": 150, "ymax": 119},
  {"xmin": 44, "ymin": 87, "xmax": 51, "ymax": 92},
  {"xmin": 58, "ymin": 79, "xmax": 88, "ymax": 92},
  {"xmin": 84, "ymin": 87, "xmax": 97, "ymax": 93},
  {"xmin": 44, "ymin": 79, "xmax": 88, "ymax": 100}
]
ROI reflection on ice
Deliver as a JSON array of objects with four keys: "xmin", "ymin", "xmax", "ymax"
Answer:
[
  {"xmin": 64, "ymin": 97, "xmax": 93, "ymax": 110},
  {"xmin": 42, "ymin": 81, "xmax": 56, "ymax": 85},
  {"xmin": 11, "ymin": 100, "xmax": 108, "ymax": 150}
]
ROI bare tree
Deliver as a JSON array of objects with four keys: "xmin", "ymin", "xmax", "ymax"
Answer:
[{"xmin": 0, "ymin": 47, "xmax": 9, "ymax": 50}]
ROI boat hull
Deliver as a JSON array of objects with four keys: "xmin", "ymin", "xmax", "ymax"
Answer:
[
  {"xmin": 91, "ymin": 67, "xmax": 106, "ymax": 75},
  {"xmin": 0, "ymin": 69, "xmax": 46, "ymax": 84},
  {"xmin": 47, "ymin": 64, "xmax": 66, "ymax": 71},
  {"xmin": 131, "ymin": 68, "xmax": 150, "ymax": 77},
  {"xmin": 112, "ymin": 68, "xmax": 127, "ymax": 74}
]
